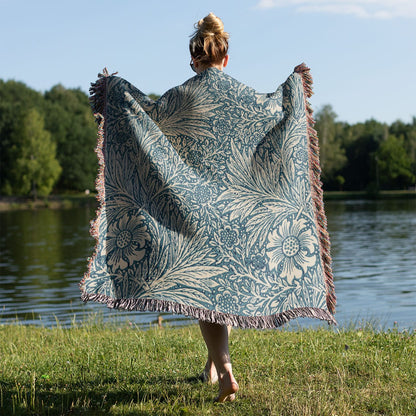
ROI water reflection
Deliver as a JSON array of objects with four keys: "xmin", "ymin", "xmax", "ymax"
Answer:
[
  {"xmin": 325, "ymin": 199, "xmax": 416, "ymax": 329},
  {"xmin": 0, "ymin": 199, "xmax": 415, "ymax": 329}
]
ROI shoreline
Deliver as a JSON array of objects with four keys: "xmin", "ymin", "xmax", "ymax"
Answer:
[
  {"xmin": 0, "ymin": 190, "xmax": 415, "ymax": 211},
  {"xmin": 323, "ymin": 190, "xmax": 416, "ymax": 200},
  {"xmin": 0, "ymin": 193, "xmax": 98, "ymax": 211}
]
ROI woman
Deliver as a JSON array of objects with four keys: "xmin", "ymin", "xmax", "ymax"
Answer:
[
  {"xmin": 189, "ymin": 13, "xmax": 239, "ymax": 403},
  {"xmin": 81, "ymin": 12, "xmax": 336, "ymax": 404}
]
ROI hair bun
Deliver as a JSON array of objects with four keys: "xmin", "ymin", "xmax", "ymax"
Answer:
[
  {"xmin": 197, "ymin": 12, "xmax": 226, "ymax": 37},
  {"xmin": 189, "ymin": 13, "xmax": 229, "ymax": 66}
]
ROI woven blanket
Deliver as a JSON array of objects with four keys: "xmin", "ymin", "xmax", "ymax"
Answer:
[{"xmin": 80, "ymin": 64, "xmax": 336, "ymax": 328}]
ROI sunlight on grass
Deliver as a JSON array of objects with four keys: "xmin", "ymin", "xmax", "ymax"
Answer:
[{"xmin": 0, "ymin": 316, "xmax": 415, "ymax": 415}]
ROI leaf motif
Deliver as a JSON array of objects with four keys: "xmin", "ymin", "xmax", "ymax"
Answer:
[
  {"xmin": 156, "ymin": 82, "xmax": 221, "ymax": 140},
  {"xmin": 148, "ymin": 287, "xmax": 212, "ymax": 308}
]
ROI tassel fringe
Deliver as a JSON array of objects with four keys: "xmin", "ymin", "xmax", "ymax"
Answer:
[
  {"xmin": 79, "ymin": 68, "xmax": 114, "ymax": 291},
  {"xmin": 81, "ymin": 291, "xmax": 337, "ymax": 329},
  {"xmin": 294, "ymin": 63, "xmax": 336, "ymax": 315}
]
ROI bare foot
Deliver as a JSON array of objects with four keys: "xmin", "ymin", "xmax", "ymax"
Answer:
[
  {"xmin": 200, "ymin": 358, "xmax": 218, "ymax": 384},
  {"xmin": 215, "ymin": 373, "xmax": 239, "ymax": 403}
]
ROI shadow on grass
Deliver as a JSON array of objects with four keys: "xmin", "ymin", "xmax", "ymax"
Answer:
[{"xmin": 1, "ymin": 374, "xmax": 209, "ymax": 416}]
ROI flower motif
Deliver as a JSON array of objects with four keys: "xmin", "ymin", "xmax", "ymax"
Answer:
[
  {"xmin": 216, "ymin": 290, "xmax": 239, "ymax": 314},
  {"xmin": 293, "ymin": 142, "xmax": 309, "ymax": 177},
  {"xmin": 219, "ymin": 226, "xmax": 238, "ymax": 248},
  {"xmin": 266, "ymin": 217, "xmax": 317, "ymax": 284},
  {"xmin": 193, "ymin": 184, "xmax": 213, "ymax": 206},
  {"xmin": 213, "ymin": 118, "xmax": 233, "ymax": 137},
  {"xmin": 239, "ymin": 91, "xmax": 254, "ymax": 106},
  {"xmin": 293, "ymin": 143, "xmax": 308, "ymax": 167},
  {"xmin": 246, "ymin": 252, "xmax": 267, "ymax": 270},
  {"xmin": 105, "ymin": 214, "xmax": 151, "ymax": 271},
  {"xmin": 152, "ymin": 145, "xmax": 169, "ymax": 163},
  {"xmin": 187, "ymin": 149, "xmax": 203, "ymax": 166},
  {"xmin": 214, "ymin": 78, "xmax": 232, "ymax": 92}
]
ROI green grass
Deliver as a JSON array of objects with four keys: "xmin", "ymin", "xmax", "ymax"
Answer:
[{"xmin": 0, "ymin": 320, "xmax": 415, "ymax": 415}]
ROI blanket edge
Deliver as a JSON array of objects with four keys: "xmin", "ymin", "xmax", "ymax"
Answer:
[
  {"xmin": 295, "ymin": 63, "xmax": 336, "ymax": 314},
  {"xmin": 79, "ymin": 68, "xmax": 111, "ymax": 292},
  {"xmin": 81, "ymin": 291, "xmax": 337, "ymax": 328}
]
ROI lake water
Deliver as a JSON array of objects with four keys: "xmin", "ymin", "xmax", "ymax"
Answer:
[{"xmin": 0, "ymin": 199, "xmax": 415, "ymax": 330}]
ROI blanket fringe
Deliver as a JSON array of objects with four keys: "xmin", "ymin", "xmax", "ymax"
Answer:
[
  {"xmin": 294, "ymin": 63, "xmax": 336, "ymax": 314},
  {"xmin": 80, "ymin": 69, "xmax": 115, "ymax": 290},
  {"xmin": 81, "ymin": 291, "xmax": 337, "ymax": 329}
]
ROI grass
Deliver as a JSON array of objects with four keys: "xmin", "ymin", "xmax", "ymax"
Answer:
[{"xmin": 0, "ymin": 320, "xmax": 415, "ymax": 416}]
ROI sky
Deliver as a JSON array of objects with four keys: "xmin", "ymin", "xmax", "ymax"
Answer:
[{"xmin": 1, "ymin": 0, "xmax": 415, "ymax": 124}]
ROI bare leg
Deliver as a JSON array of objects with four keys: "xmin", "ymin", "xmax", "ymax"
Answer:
[
  {"xmin": 199, "ymin": 321, "xmax": 239, "ymax": 402},
  {"xmin": 201, "ymin": 326, "xmax": 232, "ymax": 384},
  {"xmin": 201, "ymin": 354, "xmax": 218, "ymax": 384}
]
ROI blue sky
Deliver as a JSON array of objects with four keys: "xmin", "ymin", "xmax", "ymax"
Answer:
[{"xmin": 1, "ymin": 0, "xmax": 415, "ymax": 124}]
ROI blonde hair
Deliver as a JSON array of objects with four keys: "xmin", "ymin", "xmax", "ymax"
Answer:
[{"xmin": 189, "ymin": 13, "xmax": 229, "ymax": 66}]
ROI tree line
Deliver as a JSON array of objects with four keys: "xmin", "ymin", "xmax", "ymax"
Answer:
[
  {"xmin": 0, "ymin": 80, "xmax": 97, "ymax": 197},
  {"xmin": 0, "ymin": 79, "xmax": 415, "ymax": 197},
  {"xmin": 315, "ymin": 105, "xmax": 415, "ymax": 191}
]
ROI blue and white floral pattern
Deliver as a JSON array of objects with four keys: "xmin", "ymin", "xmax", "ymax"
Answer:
[
  {"xmin": 266, "ymin": 217, "xmax": 317, "ymax": 284},
  {"xmin": 81, "ymin": 67, "xmax": 334, "ymax": 324},
  {"xmin": 105, "ymin": 214, "xmax": 150, "ymax": 272}
]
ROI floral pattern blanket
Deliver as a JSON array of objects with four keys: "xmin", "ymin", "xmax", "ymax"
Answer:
[{"xmin": 80, "ymin": 65, "xmax": 336, "ymax": 328}]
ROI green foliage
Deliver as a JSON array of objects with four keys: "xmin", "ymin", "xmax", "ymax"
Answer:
[
  {"xmin": 314, "ymin": 106, "xmax": 416, "ymax": 191},
  {"xmin": 0, "ymin": 80, "xmax": 45, "ymax": 194},
  {"xmin": 389, "ymin": 117, "xmax": 416, "ymax": 180},
  {"xmin": 0, "ymin": 79, "xmax": 44, "ymax": 108},
  {"xmin": 10, "ymin": 109, "xmax": 61, "ymax": 197},
  {"xmin": 44, "ymin": 85, "xmax": 97, "ymax": 191},
  {"xmin": 0, "ymin": 80, "xmax": 97, "ymax": 195},
  {"xmin": 314, "ymin": 105, "xmax": 347, "ymax": 183},
  {"xmin": 148, "ymin": 93, "xmax": 161, "ymax": 101},
  {"xmin": 376, "ymin": 135, "xmax": 415, "ymax": 189},
  {"xmin": 335, "ymin": 175, "xmax": 345, "ymax": 191},
  {"xmin": 343, "ymin": 119, "xmax": 388, "ymax": 191}
]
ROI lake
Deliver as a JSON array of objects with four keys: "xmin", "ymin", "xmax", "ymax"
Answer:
[{"xmin": 1, "ymin": 198, "xmax": 415, "ymax": 330}]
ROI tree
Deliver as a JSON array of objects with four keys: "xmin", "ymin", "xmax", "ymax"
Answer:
[
  {"xmin": 148, "ymin": 93, "xmax": 160, "ymax": 101},
  {"xmin": 44, "ymin": 85, "xmax": 97, "ymax": 191},
  {"xmin": 0, "ymin": 102, "xmax": 20, "ymax": 194},
  {"xmin": 11, "ymin": 108, "xmax": 61, "ymax": 197},
  {"xmin": 314, "ymin": 105, "xmax": 347, "ymax": 188},
  {"xmin": 376, "ymin": 135, "xmax": 415, "ymax": 189},
  {"xmin": 341, "ymin": 119, "xmax": 388, "ymax": 191},
  {"xmin": 390, "ymin": 117, "xmax": 416, "ymax": 181},
  {"xmin": 0, "ymin": 80, "xmax": 45, "ymax": 194}
]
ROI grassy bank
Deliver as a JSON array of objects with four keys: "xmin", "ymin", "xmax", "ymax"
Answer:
[
  {"xmin": 323, "ymin": 190, "xmax": 416, "ymax": 200},
  {"xmin": 0, "ymin": 193, "xmax": 97, "ymax": 211},
  {"xmin": 0, "ymin": 322, "xmax": 415, "ymax": 415}
]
